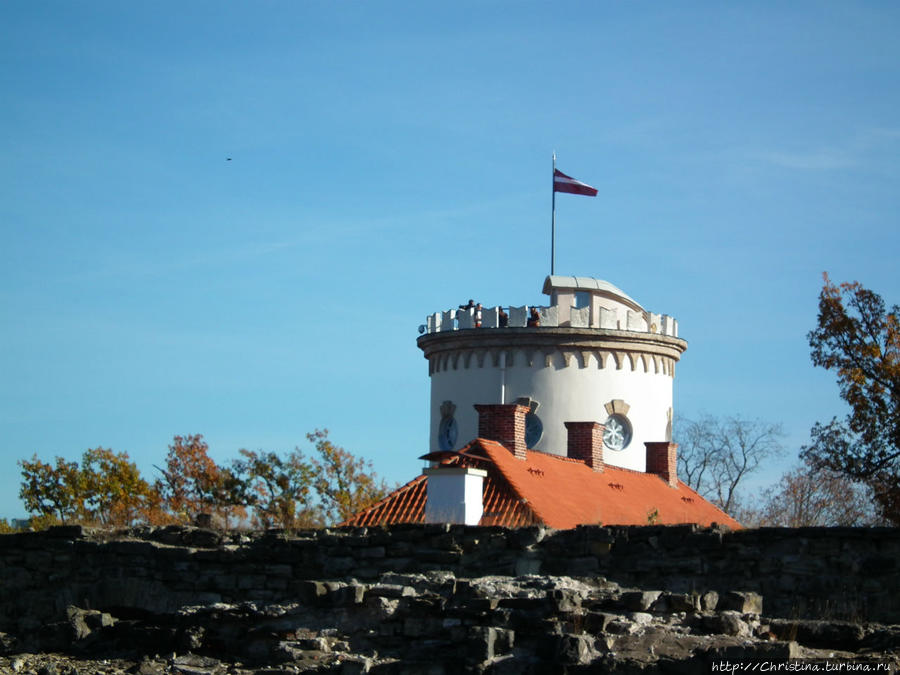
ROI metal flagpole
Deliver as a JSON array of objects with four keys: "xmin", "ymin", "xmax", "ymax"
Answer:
[{"xmin": 551, "ymin": 151, "xmax": 556, "ymax": 276}]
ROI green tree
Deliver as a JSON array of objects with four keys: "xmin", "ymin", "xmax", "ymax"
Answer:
[
  {"xmin": 231, "ymin": 448, "xmax": 320, "ymax": 529},
  {"xmin": 18, "ymin": 455, "xmax": 85, "ymax": 522},
  {"xmin": 802, "ymin": 274, "xmax": 900, "ymax": 523},
  {"xmin": 308, "ymin": 429, "xmax": 391, "ymax": 524}
]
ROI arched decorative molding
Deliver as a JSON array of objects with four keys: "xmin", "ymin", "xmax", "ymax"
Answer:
[
  {"xmin": 417, "ymin": 325, "xmax": 686, "ymax": 380},
  {"xmin": 640, "ymin": 353, "xmax": 650, "ymax": 373},
  {"xmin": 611, "ymin": 351, "xmax": 623, "ymax": 370},
  {"xmin": 505, "ymin": 349, "xmax": 516, "ymax": 368},
  {"xmin": 420, "ymin": 326, "xmax": 685, "ymax": 366},
  {"xmin": 579, "ymin": 350, "xmax": 590, "ymax": 369}
]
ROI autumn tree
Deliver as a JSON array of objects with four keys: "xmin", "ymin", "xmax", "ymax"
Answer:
[
  {"xmin": 79, "ymin": 448, "xmax": 158, "ymax": 526},
  {"xmin": 17, "ymin": 431, "xmax": 389, "ymax": 529},
  {"xmin": 802, "ymin": 274, "xmax": 900, "ymax": 523},
  {"xmin": 231, "ymin": 448, "xmax": 320, "ymax": 529},
  {"xmin": 676, "ymin": 415, "xmax": 785, "ymax": 515},
  {"xmin": 308, "ymin": 429, "xmax": 391, "ymax": 524},
  {"xmin": 154, "ymin": 434, "xmax": 238, "ymax": 525},
  {"xmin": 19, "ymin": 448, "xmax": 155, "ymax": 526},
  {"xmin": 748, "ymin": 458, "xmax": 879, "ymax": 527}
]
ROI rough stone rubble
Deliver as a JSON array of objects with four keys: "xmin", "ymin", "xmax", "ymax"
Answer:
[{"xmin": 2, "ymin": 572, "xmax": 899, "ymax": 674}]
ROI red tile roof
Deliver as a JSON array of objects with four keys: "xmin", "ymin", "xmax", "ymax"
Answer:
[{"xmin": 343, "ymin": 439, "xmax": 741, "ymax": 530}]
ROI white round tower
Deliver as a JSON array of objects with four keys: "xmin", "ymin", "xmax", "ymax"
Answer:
[{"xmin": 417, "ymin": 276, "xmax": 687, "ymax": 472}]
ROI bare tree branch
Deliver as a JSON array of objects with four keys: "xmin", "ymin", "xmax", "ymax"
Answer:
[{"xmin": 676, "ymin": 415, "xmax": 785, "ymax": 515}]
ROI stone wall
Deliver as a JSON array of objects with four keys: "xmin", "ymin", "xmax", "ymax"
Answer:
[
  {"xmin": 2, "ymin": 524, "xmax": 899, "ymax": 673},
  {"xmin": 1, "ymin": 523, "xmax": 898, "ymax": 633}
]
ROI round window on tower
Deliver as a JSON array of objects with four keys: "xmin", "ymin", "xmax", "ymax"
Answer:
[
  {"xmin": 525, "ymin": 412, "xmax": 543, "ymax": 448},
  {"xmin": 603, "ymin": 414, "xmax": 632, "ymax": 451},
  {"xmin": 438, "ymin": 416, "xmax": 458, "ymax": 451}
]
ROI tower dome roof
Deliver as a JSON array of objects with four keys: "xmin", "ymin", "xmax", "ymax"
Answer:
[{"xmin": 542, "ymin": 275, "xmax": 644, "ymax": 312}]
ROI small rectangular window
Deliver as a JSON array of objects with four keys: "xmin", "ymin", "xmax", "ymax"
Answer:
[{"xmin": 574, "ymin": 291, "xmax": 590, "ymax": 309}]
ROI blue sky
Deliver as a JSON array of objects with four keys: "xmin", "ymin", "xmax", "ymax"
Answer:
[{"xmin": 2, "ymin": 2, "xmax": 899, "ymax": 519}]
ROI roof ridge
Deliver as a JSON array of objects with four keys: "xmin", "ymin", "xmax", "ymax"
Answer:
[
  {"xmin": 525, "ymin": 448, "xmax": 584, "ymax": 463},
  {"xmin": 524, "ymin": 447, "xmax": 672, "ymax": 476}
]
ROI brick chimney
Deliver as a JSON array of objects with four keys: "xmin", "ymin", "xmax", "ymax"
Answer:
[
  {"xmin": 474, "ymin": 404, "xmax": 528, "ymax": 460},
  {"xmin": 645, "ymin": 441, "xmax": 678, "ymax": 487},
  {"xmin": 564, "ymin": 421, "xmax": 604, "ymax": 472}
]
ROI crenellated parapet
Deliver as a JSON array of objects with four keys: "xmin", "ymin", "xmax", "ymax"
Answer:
[{"xmin": 424, "ymin": 304, "xmax": 679, "ymax": 337}]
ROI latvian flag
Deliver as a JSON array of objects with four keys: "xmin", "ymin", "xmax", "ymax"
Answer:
[{"xmin": 553, "ymin": 168, "xmax": 598, "ymax": 197}]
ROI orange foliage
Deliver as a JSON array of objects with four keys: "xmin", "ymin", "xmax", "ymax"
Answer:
[{"xmin": 803, "ymin": 274, "xmax": 900, "ymax": 523}]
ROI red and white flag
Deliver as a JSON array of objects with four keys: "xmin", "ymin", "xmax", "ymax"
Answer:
[{"xmin": 553, "ymin": 168, "xmax": 598, "ymax": 197}]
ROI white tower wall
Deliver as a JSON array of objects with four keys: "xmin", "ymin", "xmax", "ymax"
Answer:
[{"xmin": 428, "ymin": 350, "xmax": 674, "ymax": 472}]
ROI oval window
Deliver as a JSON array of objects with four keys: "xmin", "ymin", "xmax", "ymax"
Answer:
[
  {"xmin": 525, "ymin": 412, "xmax": 543, "ymax": 448},
  {"xmin": 603, "ymin": 414, "xmax": 632, "ymax": 451},
  {"xmin": 438, "ymin": 416, "xmax": 458, "ymax": 451}
]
